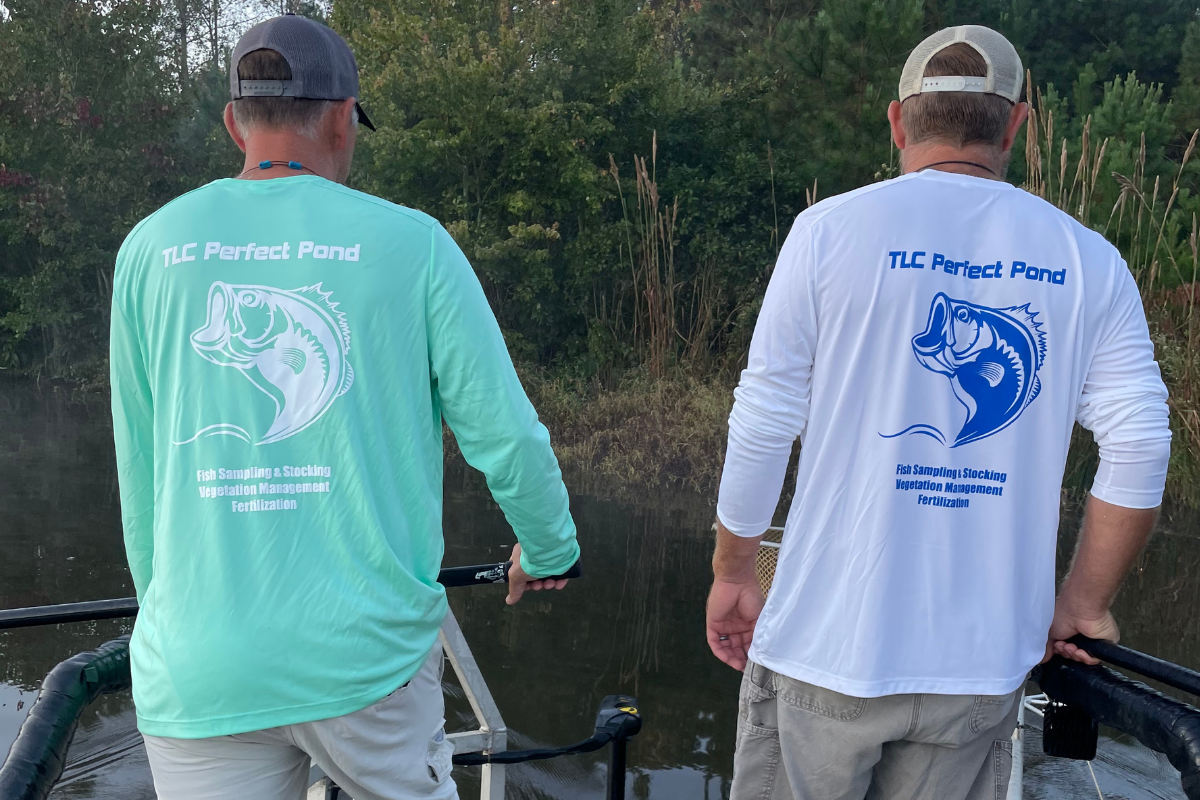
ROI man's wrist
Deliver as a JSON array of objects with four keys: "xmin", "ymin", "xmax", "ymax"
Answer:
[
  {"xmin": 712, "ymin": 559, "xmax": 759, "ymax": 584},
  {"xmin": 1056, "ymin": 578, "xmax": 1111, "ymax": 620},
  {"xmin": 712, "ymin": 518, "xmax": 763, "ymax": 583}
]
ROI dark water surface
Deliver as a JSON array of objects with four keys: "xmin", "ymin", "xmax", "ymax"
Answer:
[{"xmin": 1, "ymin": 380, "xmax": 1197, "ymax": 799}]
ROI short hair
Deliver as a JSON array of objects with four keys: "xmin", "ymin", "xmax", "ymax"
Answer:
[
  {"xmin": 900, "ymin": 43, "xmax": 1014, "ymax": 148},
  {"xmin": 231, "ymin": 49, "xmax": 347, "ymax": 140}
]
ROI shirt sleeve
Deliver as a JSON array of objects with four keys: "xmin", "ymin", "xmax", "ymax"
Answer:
[
  {"xmin": 1076, "ymin": 265, "xmax": 1171, "ymax": 509},
  {"xmin": 110, "ymin": 271, "xmax": 156, "ymax": 602},
  {"xmin": 426, "ymin": 224, "xmax": 580, "ymax": 577},
  {"xmin": 716, "ymin": 221, "xmax": 818, "ymax": 537}
]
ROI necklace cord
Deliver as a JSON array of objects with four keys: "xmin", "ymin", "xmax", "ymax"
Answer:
[
  {"xmin": 237, "ymin": 160, "xmax": 319, "ymax": 179},
  {"xmin": 918, "ymin": 159, "xmax": 998, "ymax": 177}
]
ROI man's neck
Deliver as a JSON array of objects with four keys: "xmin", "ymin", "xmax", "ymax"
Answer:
[
  {"xmin": 239, "ymin": 131, "xmax": 340, "ymax": 181},
  {"xmin": 901, "ymin": 142, "xmax": 1004, "ymax": 180}
]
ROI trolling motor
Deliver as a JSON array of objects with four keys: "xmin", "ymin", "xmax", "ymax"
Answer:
[{"xmin": 1040, "ymin": 698, "xmax": 1099, "ymax": 760}]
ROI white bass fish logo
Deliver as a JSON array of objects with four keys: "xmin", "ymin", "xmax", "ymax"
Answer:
[{"xmin": 175, "ymin": 282, "xmax": 354, "ymax": 446}]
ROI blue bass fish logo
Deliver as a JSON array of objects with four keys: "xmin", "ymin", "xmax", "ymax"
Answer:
[{"xmin": 882, "ymin": 293, "xmax": 1047, "ymax": 447}]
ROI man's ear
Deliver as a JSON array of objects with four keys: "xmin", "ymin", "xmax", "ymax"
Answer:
[
  {"xmin": 1001, "ymin": 102, "xmax": 1031, "ymax": 153},
  {"xmin": 887, "ymin": 100, "xmax": 907, "ymax": 151},
  {"xmin": 327, "ymin": 98, "xmax": 358, "ymax": 151},
  {"xmin": 224, "ymin": 103, "xmax": 247, "ymax": 153}
]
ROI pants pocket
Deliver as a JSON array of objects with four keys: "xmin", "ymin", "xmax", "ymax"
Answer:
[
  {"xmin": 989, "ymin": 739, "xmax": 1014, "ymax": 800},
  {"xmin": 775, "ymin": 675, "xmax": 868, "ymax": 722},
  {"xmin": 732, "ymin": 670, "xmax": 785, "ymax": 800},
  {"xmin": 427, "ymin": 726, "xmax": 453, "ymax": 784},
  {"xmin": 969, "ymin": 692, "xmax": 1018, "ymax": 734},
  {"xmin": 739, "ymin": 663, "xmax": 779, "ymax": 735}
]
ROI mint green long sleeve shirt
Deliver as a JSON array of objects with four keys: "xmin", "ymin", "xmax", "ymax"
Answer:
[{"xmin": 109, "ymin": 175, "xmax": 579, "ymax": 738}]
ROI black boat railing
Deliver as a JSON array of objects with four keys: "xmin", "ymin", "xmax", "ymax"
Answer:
[
  {"xmin": 0, "ymin": 636, "xmax": 132, "ymax": 800},
  {"xmin": 0, "ymin": 558, "xmax": 645, "ymax": 800},
  {"xmin": 1034, "ymin": 637, "xmax": 1200, "ymax": 800},
  {"xmin": 1066, "ymin": 633, "xmax": 1200, "ymax": 699},
  {"xmin": 0, "ymin": 558, "xmax": 583, "ymax": 631}
]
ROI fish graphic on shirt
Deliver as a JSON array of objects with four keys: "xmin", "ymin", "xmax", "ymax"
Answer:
[
  {"xmin": 175, "ymin": 282, "xmax": 354, "ymax": 446},
  {"xmin": 882, "ymin": 292, "xmax": 1047, "ymax": 447}
]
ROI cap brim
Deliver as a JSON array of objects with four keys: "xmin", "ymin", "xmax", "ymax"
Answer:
[{"xmin": 355, "ymin": 102, "xmax": 376, "ymax": 132}]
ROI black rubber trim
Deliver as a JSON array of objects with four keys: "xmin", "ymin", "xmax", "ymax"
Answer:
[
  {"xmin": 0, "ymin": 636, "xmax": 132, "ymax": 800},
  {"xmin": 1035, "ymin": 657, "xmax": 1200, "ymax": 800}
]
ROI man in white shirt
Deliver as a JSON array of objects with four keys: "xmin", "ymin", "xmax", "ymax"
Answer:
[{"xmin": 707, "ymin": 25, "xmax": 1171, "ymax": 800}]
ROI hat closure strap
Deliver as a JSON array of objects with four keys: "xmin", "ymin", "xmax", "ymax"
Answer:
[{"xmin": 238, "ymin": 79, "xmax": 298, "ymax": 98}]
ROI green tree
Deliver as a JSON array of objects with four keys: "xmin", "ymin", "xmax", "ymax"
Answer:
[
  {"xmin": 934, "ymin": 0, "xmax": 1194, "ymax": 100},
  {"xmin": 0, "ymin": 1, "xmax": 177, "ymax": 378},
  {"xmin": 0, "ymin": 0, "xmax": 237, "ymax": 380}
]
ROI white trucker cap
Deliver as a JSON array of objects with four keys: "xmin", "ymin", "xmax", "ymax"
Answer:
[{"xmin": 898, "ymin": 25, "xmax": 1023, "ymax": 104}]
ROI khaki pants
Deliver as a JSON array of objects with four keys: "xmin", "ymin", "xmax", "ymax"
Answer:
[
  {"xmin": 143, "ymin": 645, "xmax": 458, "ymax": 800},
  {"xmin": 731, "ymin": 661, "xmax": 1021, "ymax": 800}
]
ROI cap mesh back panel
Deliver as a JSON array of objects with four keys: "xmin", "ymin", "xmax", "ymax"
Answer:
[
  {"xmin": 899, "ymin": 28, "xmax": 958, "ymax": 101},
  {"xmin": 965, "ymin": 26, "xmax": 1022, "ymax": 100}
]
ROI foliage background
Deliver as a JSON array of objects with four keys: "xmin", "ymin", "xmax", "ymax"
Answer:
[{"xmin": 3, "ymin": 0, "xmax": 1200, "ymax": 501}]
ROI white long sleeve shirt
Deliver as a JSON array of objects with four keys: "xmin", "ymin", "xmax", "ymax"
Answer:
[{"xmin": 717, "ymin": 170, "xmax": 1171, "ymax": 697}]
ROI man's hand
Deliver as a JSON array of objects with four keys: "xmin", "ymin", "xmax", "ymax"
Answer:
[
  {"xmin": 505, "ymin": 544, "xmax": 570, "ymax": 606},
  {"xmin": 707, "ymin": 520, "xmax": 767, "ymax": 670},
  {"xmin": 1042, "ymin": 495, "xmax": 1155, "ymax": 665},
  {"xmin": 707, "ymin": 577, "xmax": 765, "ymax": 671},
  {"xmin": 1043, "ymin": 596, "xmax": 1120, "ymax": 666}
]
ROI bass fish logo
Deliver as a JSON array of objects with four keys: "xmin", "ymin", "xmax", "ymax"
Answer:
[
  {"xmin": 174, "ymin": 282, "xmax": 354, "ymax": 446},
  {"xmin": 882, "ymin": 292, "xmax": 1047, "ymax": 447}
]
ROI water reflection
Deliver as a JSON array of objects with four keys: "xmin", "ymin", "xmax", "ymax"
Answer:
[
  {"xmin": 0, "ymin": 380, "xmax": 1197, "ymax": 799},
  {"xmin": 0, "ymin": 380, "xmax": 739, "ymax": 798}
]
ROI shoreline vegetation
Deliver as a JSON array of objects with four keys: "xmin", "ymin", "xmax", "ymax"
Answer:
[
  {"xmin": 496, "ymin": 87, "xmax": 1200, "ymax": 508},
  {"xmin": 4, "ymin": 3, "xmax": 1200, "ymax": 509}
]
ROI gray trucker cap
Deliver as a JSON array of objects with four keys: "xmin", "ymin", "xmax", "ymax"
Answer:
[{"xmin": 230, "ymin": 13, "xmax": 375, "ymax": 131}]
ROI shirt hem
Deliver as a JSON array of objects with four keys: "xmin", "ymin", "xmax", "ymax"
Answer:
[
  {"xmin": 715, "ymin": 509, "xmax": 772, "ymax": 538},
  {"xmin": 1089, "ymin": 484, "xmax": 1164, "ymax": 510},
  {"xmin": 135, "ymin": 661, "xmax": 426, "ymax": 739},
  {"xmin": 750, "ymin": 650, "xmax": 1031, "ymax": 698}
]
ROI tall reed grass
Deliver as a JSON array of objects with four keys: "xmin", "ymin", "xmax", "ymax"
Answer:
[
  {"xmin": 1023, "ymin": 71, "xmax": 1200, "ymax": 504},
  {"xmin": 609, "ymin": 132, "xmax": 740, "ymax": 379}
]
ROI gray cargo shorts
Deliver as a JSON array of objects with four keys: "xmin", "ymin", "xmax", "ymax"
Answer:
[{"xmin": 731, "ymin": 660, "xmax": 1021, "ymax": 800}]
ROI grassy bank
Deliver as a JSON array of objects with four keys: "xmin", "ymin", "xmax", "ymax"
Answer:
[
  {"xmin": 518, "ymin": 354, "xmax": 1193, "ymax": 511},
  {"xmin": 524, "ymin": 371, "xmax": 736, "ymax": 495},
  {"xmin": 441, "ymin": 370, "xmax": 737, "ymax": 499}
]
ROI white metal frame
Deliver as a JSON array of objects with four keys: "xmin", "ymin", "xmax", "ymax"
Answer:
[
  {"xmin": 1007, "ymin": 692, "xmax": 1052, "ymax": 800},
  {"xmin": 307, "ymin": 609, "xmax": 507, "ymax": 800},
  {"xmin": 441, "ymin": 608, "xmax": 507, "ymax": 800}
]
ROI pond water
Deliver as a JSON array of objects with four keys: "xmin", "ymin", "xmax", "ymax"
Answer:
[{"xmin": 1, "ymin": 380, "xmax": 1197, "ymax": 800}]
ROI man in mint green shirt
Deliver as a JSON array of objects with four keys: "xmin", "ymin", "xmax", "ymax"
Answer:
[{"xmin": 110, "ymin": 15, "xmax": 579, "ymax": 800}]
